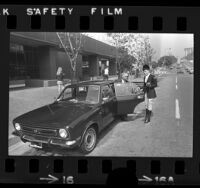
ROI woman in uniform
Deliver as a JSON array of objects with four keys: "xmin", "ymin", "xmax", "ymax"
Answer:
[{"xmin": 142, "ymin": 64, "xmax": 157, "ymax": 123}]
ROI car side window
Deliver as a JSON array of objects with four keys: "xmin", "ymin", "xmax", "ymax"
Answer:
[
  {"xmin": 77, "ymin": 86, "xmax": 87, "ymax": 100},
  {"xmin": 59, "ymin": 87, "xmax": 75, "ymax": 100},
  {"xmin": 102, "ymin": 85, "xmax": 114, "ymax": 99},
  {"xmin": 114, "ymin": 82, "xmax": 139, "ymax": 96}
]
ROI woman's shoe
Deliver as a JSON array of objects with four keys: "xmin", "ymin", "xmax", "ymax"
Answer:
[
  {"xmin": 147, "ymin": 110, "xmax": 152, "ymax": 122},
  {"xmin": 144, "ymin": 109, "xmax": 149, "ymax": 123},
  {"xmin": 144, "ymin": 109, "xmax": 148, "ymax": 122}
]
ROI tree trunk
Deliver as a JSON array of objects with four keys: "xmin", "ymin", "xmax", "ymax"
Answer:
[
  {"xmin": 71, "ymin": 70, "xmax": 77, "ymax": 84},
  {"xmin": 117, "ymin": 61, "xmax": 121, "ymax": 80},
  {"xmin": 135, "ymin": 68, "xmax": 139, "ymax": 78}
]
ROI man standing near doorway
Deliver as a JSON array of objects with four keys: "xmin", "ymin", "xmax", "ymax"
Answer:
[{"xmin": 104, "ymin": 65, "xmax": 109, "ymax": 80}]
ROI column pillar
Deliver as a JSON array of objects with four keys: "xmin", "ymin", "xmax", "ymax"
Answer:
[
  {"xmin": 49, "ymin": 47, "xmax": 57, "ymax": 79},
  {"xmin": 37, "ymin": 46, "xmax": 55, "ymax": 79},
  {"xmin": 88, "ymin": 55, "xmax": 99, "ymax": 77},
  {"xmin": 109, "ymin": 58, "xmax": 117, "ymax": 75}
]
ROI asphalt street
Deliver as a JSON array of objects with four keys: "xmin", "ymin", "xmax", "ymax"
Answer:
[{"xmin": 8, "ymin": 71, "xmax": 193, "ymax": 157}]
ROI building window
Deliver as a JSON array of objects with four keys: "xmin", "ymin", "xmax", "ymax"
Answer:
[{"xmin": 9, "ymin": 43, "xmax": 40, "ymax": 80}]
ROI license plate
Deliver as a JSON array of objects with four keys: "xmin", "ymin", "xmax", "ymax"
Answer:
[{"xmin": 29, "ymin": 142, "xmax": 43, "ymax": 149}]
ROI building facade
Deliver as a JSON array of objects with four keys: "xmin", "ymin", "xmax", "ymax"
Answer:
[
  {"xmin": 10, "ymin": 32, "xmax": 117, "ymax": 87},
  {"xmin": 184, "ymin": 47, "xmax": 193, "ymax": 59}
]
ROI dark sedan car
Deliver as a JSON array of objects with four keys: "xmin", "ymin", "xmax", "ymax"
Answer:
[{"xmin": 13, "ymin": 80, "xmax": 144, "ymax": 154}]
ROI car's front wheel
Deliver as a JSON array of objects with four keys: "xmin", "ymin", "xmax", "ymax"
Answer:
[
  {"xmin": 80, "ymin": 126, "xmax": 97, "ymax": 154},
  {"xmin": 118, "ymin": 114, "xmax": 128, "ymax": 121}
]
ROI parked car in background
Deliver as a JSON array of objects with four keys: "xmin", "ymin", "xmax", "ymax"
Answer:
[
  {"xmin": 177, "ymin": 69, "xmax": 184, "ymax": 74},
  {"xmin": 12, "ymin": 80, "xmax": 144, "ymax": 154},
  {"xmin": 189, "ymin": 68, "xmax": 194, "ymax": 74}
]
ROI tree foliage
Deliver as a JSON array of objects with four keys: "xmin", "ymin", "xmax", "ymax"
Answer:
[
  {"xmin": 117, "ymin": 47, "xmax": 136, "ymax": 72},
  {"xmin": 107, "ymin": 33, "xmax": 155, "ymax": 76},
  {"xmin": 151, "ymin": 61, "xmax": 159, "ymax": 69},
  {"xmin": 157, "ymin": 55, "xmax": 178, "ymax": 67}
]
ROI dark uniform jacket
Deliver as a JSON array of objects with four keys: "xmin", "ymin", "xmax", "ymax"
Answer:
[{"xmin": 143, "ymin": 74, "xmax": 157, "ymax": 99}]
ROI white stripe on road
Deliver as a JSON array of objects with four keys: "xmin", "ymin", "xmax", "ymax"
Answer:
[
  {"xmin": 176, "ymin": 84, "xmax": 178, "ymax": 90},
  {"xmin": 175, "ymin": 99, "xmax": 180, "ymax": 120}
]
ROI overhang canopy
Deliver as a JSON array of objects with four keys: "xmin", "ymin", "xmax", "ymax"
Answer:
[{"xmin": 10, "ymin": 32, "xmax": 117, "ymax": 59}]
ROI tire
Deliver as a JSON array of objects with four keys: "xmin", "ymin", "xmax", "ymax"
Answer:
[
  {"xmin": 80, "ymin": 126, "xmax": 97, "ymax": 154},
  {"xmin": 118, "ymin": 114, "xmax": 128, "ymax": 121}
]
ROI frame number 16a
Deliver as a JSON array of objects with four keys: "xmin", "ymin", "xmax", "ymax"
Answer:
[
  {"xmin": 155, "ymin": 176, "xmax": 174, "ymax": 184},
  {"xmin": 139, "ymin": 175, "xmax": 174, "ymax": 184}
]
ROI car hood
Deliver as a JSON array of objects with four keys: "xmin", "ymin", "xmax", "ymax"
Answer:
[{"xmin": 14, "ymin": 101, "xmax": 95, "ymax": 129}]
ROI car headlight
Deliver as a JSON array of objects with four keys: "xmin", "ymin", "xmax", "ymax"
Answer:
[
  {"xmin": 15, "ymin": 123, "xmax": 21, "ymax": 131},
  {"xmin": 59, "ymin": 129, "xmax": 68, "ymax": 138}
]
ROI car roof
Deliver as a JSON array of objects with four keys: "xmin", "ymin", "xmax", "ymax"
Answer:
[{"xmin": 68, "ymin": 80, "xmax": 115, "ymax": 87}]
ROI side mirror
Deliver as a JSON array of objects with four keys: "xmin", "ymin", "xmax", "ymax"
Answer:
[{"xmin": 54, "ymin": 97, "xmax": 61, "ymax": 102}]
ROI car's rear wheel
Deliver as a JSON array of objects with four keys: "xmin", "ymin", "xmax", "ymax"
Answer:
[{"xmin": 80, "ymin": 126, "xmax": 97, "ymax": 154}]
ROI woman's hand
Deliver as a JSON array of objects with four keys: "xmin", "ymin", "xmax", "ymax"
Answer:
[
  {"xmin": 146, "ymin": 82, "xmax": 151, "ymax": 87},
  {"xmin": 135, "ymin": 86, "xmax": 141, "ymax": 92},
  {"xmin": 132, "ymin": 86, "xmax": 141, "ymax": 94}
]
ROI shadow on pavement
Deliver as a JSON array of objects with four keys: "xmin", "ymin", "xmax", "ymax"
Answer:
[{"xmin": 126, "ymin": 109, "xmax": 146, "ymax": 122}]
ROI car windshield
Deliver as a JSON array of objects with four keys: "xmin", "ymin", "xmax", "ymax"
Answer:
[{"xmin": 57, "ymin": 85, "xmax": 100, "ymax": 104}]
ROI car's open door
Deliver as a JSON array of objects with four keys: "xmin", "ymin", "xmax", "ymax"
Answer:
[{"xmin": 114, "ymin": 82, "xmax": 144, "ymax": 115}]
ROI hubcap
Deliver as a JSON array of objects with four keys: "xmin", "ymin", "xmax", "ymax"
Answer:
[{"xmin": 85, "ymin": 128, "xmax": 96, "ymax": 151}]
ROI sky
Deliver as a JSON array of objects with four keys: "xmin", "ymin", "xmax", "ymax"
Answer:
[
  {"xmin": 85, "ymin": 33, "xmax": 194, "ymax": 61},
  {"xmin": 149, "ymin": 34, "xmax": 193, "ymax": 60}
]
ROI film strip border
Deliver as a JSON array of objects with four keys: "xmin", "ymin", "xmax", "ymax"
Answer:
[
  {"xmin": 0, "ymin": 6, "xmax": 199, "ymax": 32},
  {"xmin": 5, "ymin": 14, "xmax": 187, "ymax": 31},
  {"xmin": 0, "ymin": 5, "xmax": 200, "ymax": 185},
  {"xmin": 0, "ymin": 157, "xmax": 199, "ymax": 184}
]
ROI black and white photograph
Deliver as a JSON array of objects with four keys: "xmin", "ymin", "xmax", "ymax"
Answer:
[{"xmin": 8, "ymin": 32, "xmax": 193, "ymax": 157}]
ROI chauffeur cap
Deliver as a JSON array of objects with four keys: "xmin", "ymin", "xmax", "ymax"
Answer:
[{"xmin": 143, "ymin": 64, "xmax": 150, "ymax": 71}]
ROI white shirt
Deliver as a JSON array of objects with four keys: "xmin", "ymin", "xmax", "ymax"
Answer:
[
  {"xmin": 104, "ymin": 68, "xmax": 109, "ymax": 75},
  {"xmin": 145, "ymin": 73, "xmax": 150, "ymax": 83}
]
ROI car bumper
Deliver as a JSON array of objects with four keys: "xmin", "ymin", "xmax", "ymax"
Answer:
[{"xmin": 14, "ymin": 131, "xmax": 80, "ymax": 149}]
